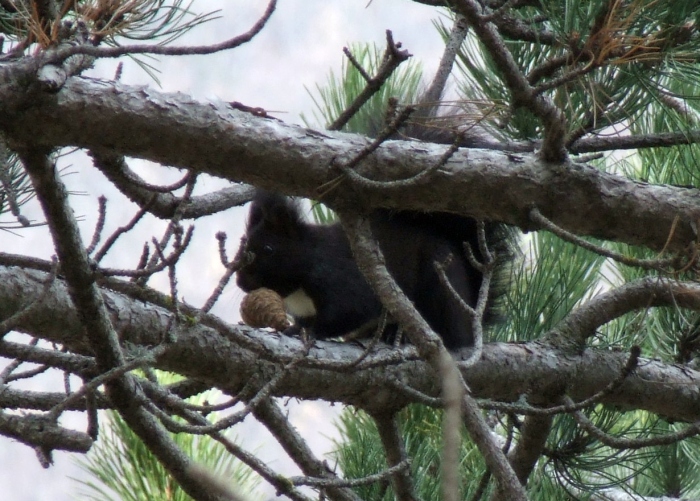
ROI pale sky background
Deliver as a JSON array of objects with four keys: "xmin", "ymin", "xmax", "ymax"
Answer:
[{"xmin": 0, "ymin": 1, "xmax": 452, "ymax": 499}]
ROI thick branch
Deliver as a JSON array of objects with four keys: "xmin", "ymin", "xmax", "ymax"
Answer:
[
  {"xmin": 546, "ymin": 277, "xmax": 700, "ymax": 346},
  {"xmin": 3, "ymin": 265, "xmax": 700, "ymax": 421},
  {"xmin": 372, "ymin": 412, "xmax": 417, "ymax": 501},
  {"xmin": 506, "ymin": 415, "xmax": 553, "ymax": 484},
  {"xmin": 0, "ymin": 412, "xmax": 92, "ymax": 453},
  {"xmin": 0, "ymin": 78, "xmax": 697, "ymax": 253},
  {"xmin": 0, "ymin": 386, "xmax": 108, "ymax": 411}
]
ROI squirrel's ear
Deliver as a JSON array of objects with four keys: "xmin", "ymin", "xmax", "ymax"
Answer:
[{"xmin": 248, "ymin": 190, "xmax": 306, "ymax": 237}]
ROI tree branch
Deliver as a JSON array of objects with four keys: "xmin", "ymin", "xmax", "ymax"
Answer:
[
  {"xmin": 18, "ymin": 148, "xmax": 230, "ymax": 501},
  {"xmin": 328, "ymin": 30, "xmax": 411, "ymax": 132},
  {"xmin": 90, "ymin": 151, "xmax": 255, "ymax": 220},
  {"xmin": 415, "ymin": 15, "xmax": 469, "ymax": 120},
  {"xmin": 570, "ymin": 129, "xmax": 700, "ymax": 154},
  {"xmin": 1, "ymin": 78, "xmax": 698, "ymax": 254},
  {"xmin": 3, "ymin": 264, "xmax": 700, "ymax": 421},
  {"xmin": 546, "ymin": 277, "xmax": 700, "ymax": 347},
  {"xmin": 0, "ymin": 411, "xmax": 92, "ymax": 454},
  {"xmin": 45, "ymin": 0, "xmax": 277, "ymax": 60},
  {"xmin": 372, "ymin": 412, "xmax": 418, "ymax": 501},
  {"xmin": 252, "ymin": 399, "xmax": 364, "ymax": 501},
  {"xmin": 449, "ymin": 0, "xmax": 567, "ymax": 161},
  {"xmin": 506, "ymin": 415, "xmax": 553, "ymax": 484},
  {"xmin": 140, "ymin": 380, "xmax": 314, "ymax": 501},
  {"xmin": 0, "ymin": 338, "xmax": 95, "ymax": 376}
]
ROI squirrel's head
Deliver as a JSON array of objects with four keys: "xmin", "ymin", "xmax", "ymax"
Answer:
[{"xmin": 235, "ymin": 191, "xmax": 310, "ymax": 296}]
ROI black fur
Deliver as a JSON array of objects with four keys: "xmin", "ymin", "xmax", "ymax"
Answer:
[{"xmin": 235, "ymin": 191, "xmax": 510, "ymax": 350}]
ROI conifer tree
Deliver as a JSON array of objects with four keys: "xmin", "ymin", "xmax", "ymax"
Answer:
[{"xmin": 0, "ymin": 2, "xmax": 700, "ymax": 501}]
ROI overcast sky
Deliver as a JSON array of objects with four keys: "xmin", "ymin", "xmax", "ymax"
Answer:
[{"xmin": 0, "ymin": 1, "xmax": 451, "ymax": 499}]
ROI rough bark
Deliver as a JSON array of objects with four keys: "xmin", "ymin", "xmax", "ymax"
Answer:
[
  {"xmin": 0, "ymin": 77, "xmax": 697, "ymax": 253},
  {"xmin": 3, "ymin": 265, "xmax": 700, "ymax": 423}
]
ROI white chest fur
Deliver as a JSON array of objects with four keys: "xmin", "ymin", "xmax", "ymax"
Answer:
[{"xmin": 284, "ymin": 289, "xmax": 317, "ymax": 318}]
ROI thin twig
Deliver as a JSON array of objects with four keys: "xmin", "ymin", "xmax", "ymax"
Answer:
[
  {"xmin": 135, "ymin": 174, "xmax": 197, "ymax": 286},
  {"xmin": 343, "ymin": 46, "xmax": 372, "ymax": 82},
  {"xmin": 47, "ymin": 343, "xmax": 170, "ymax": 421},
  {"xmin": 200, "ymin": 233, "xmax": 252, "ymax": 313},
  {"xmin": 140, "ymin": 380, "xmax": 313, "ymax": 501},
  {"xmin": 253, "ymin": 399, "xmax": 364, "ymax": 501},
  {"xmin": 216, "ymin": 232, "xmax": 229, "ymax": 265},
  {"xmin": 532, "ymin": 59, "xmax": 597, "ymax": 96},
  {"xmin": 0, "ymin": 338, "xmax": 39, "ymax": 384},
  {"xmin": 328, "ymin": 30, "xmax": 411, "ymax": 132},
  {"xmin": 318, "ymin": 105, "xmax": 416, "ymax": 197},
  {"xmin": 43, "ymin": 0, "xmax": 277, "ymax": 61},
  {"xmin": 530, "ymin": 207, "xmax": 680, "ymax": 270},
  {"xmin": 100, "ymin": 225, "xmax": 194, "ymax": 278},
  {"xmin": 135, "ymin": 242, "xmax": 150, "ymax": 271},
  {"xmin": 6, "ymin": 363, "xmax": 51, "ymax": 382},
  {"xmin": 93, "ymin": 197, "xmax": 153, "ymax": 263},
  {"xmin": 323, "ymin": 125, "xmax": 470, "ymax": 195},
  {"xmin": 0, "ymin": 338, "xmax": 95, "ymax": 376},
  {"xmin": 435, "ymin": 221, "xmax": 496, "ymax": 368},
  {"xmin": 341, "ymin": 309, "xmax": 389, "ymax": 369},
  {"xmin": 86, "ymin": 195, "xmax": 107, "ymax": 255},
  {"xmin": 289, "ymin": 459, "xmax": 411, "ymax": 488},
  {"xmin": 567, "ymin": 395, "xmax": 700, "ymax": 449},
  {"xmin": 124, "ymin": 170, "xmax": 193, "ymax": 194},
  {"xmin": 91, "ymin": 152, "xmax": 256, "ymax": 220},
  {"xmin": 145, "ymin": 340, "xmax": 313, "ymax": 435}
]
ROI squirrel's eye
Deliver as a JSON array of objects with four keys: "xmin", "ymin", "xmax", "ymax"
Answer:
[{"xmin": 262, "ymin": 244, "xmax": 274, "ymax": 255}]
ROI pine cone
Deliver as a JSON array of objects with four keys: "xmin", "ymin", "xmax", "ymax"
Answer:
[{"xmin": 240, "ymin": 288, "xmax": 291, "ymax": 331}]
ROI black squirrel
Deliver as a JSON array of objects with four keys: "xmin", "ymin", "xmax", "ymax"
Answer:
[{"xmin": 235, "ymin": 191, "xmax": 510, "ymax": 350}]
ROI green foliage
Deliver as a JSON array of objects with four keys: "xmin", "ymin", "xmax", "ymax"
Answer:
[
  {"xmin": 0, "ymin": 0, "xmax": 218, "ymax": 45},
  {"xmin": 632, "ymin": 420, "xmax": 700, "ymax": 497},
  {"xmin": 74, "ymin": 373, "xmax": 259, "ymax": 501},
  {"xmin": 334, "ymin": 406, "xmax": 488, "ymax": 501},
  {"xmin": 310, "ymin": 200, "xmax": 337, "ymax": 224},
  {"xmin": 0, "ymin": 152, "xmax": 35, "ymax": 225},
  {"xmin": 494, "ymin": 232, "xmax": 604, "ymax": 342},
  {"xmin": 447, "ymin": 1, "xmax": 700, "ymax": 143},
  {"xmin": 0, "ymin": 1, "xmax": 218, "ymax": 84}
]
